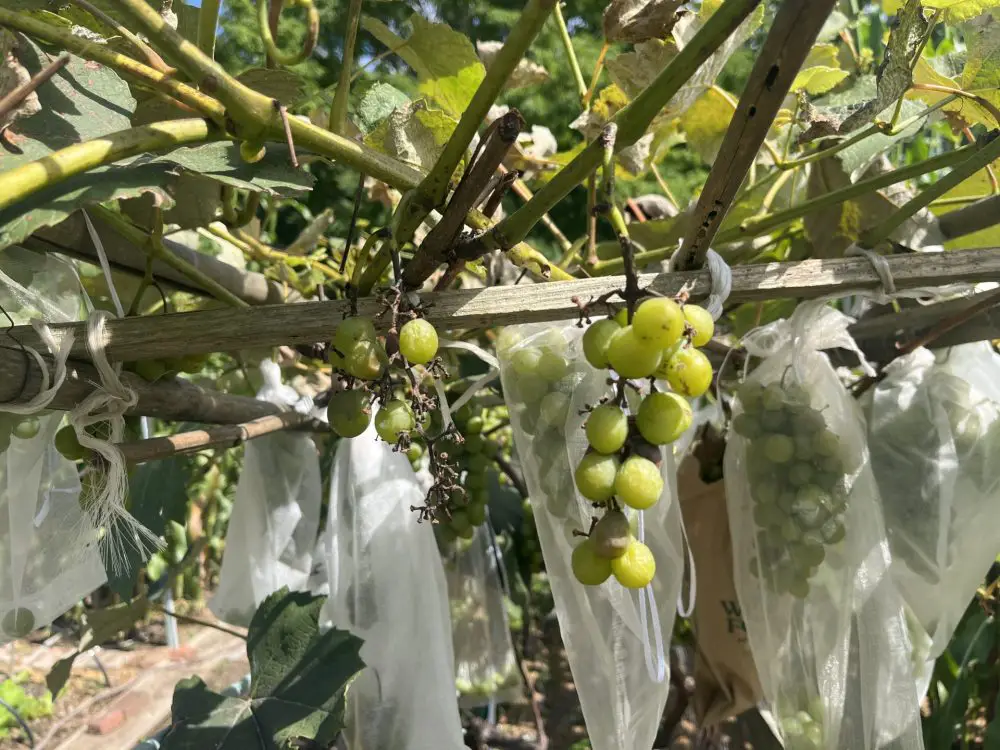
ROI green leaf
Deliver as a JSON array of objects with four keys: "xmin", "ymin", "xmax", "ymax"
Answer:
[
  {"xmin": 932, "ymin": 160, "xmax": 1000, "ymax": 249},
  {"xmin": 885, "ymin": 0, "xmax": 1000, "ymax": 22},
  {"xmin": 678, "ymin": 87, "xmax": 734, "ymax": 162},
  {"xmin": 791, "ymin": 66, "xmax": 849, "ymax": 95},
  {"xmin": 961, "ymin": 12, "xmax": 1000, "ymax": 124},
  {"xmin": 602, "ymin": 0, "xmax": 685, "ymax": 43},
  {"xmin": 361, "ymin": 14, "xmax": 485, "ymax": 118},
  {"xmin": 0, "ymin": 33, "xmax": 134, "ymax": 166},
  {"xmin": 46, "ymin": 597, "xmax": 150, "ymax": 699},
  {"xmin": 363, "ymin": 100, "xmax": 458, "ymax": 171},
  {"xmin": 162, "ymin": 589, "xmax": 365, "ymax": 750},
  {"xmin": 911, "ymin": 57, "xmax": 997, "ymax": 130},
  {"xmin": 235, "ymin": 68, "xmax": 305, "ymax": 103},
  {"xmin": 0, "ymin": 163, "xmax": 174, "ymax": 252},
  {"xmin": 146, "ymin": 143, "xmax": 315, "ymax": 195},
  {"xmin": 839, "ymin": 0, "xmax": 927, "ymax": 133},
  {"xmin": 817, "ymin": 10, "xmax": 850, "ymax": 43},
  {"xmin": 355, "ymin": 82, "xmax": 411, "ymax": 135}
]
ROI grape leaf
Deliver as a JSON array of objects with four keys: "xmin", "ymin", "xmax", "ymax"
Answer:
[
  {"xmin": 910, "ymin": 57, "xmax": 997, "ymax": 130},
  {"xmin": 161, "ymin": 589, "xmax": 365, "ymax": 750},
  {"xmin": 476, "ymin": 40, "xmax": 548, "ymax": 89},
  {"xmin": 602, "ymin": 0, "xmax": 685, "ymax": 44},
  {"xmin": 839, "ymin": 0, "xmax": 927, "ymax": 133},
  {"xmin": 235, "ymin": 68, "xmax": 305, "ymax": 103},
  {"xmin": 932, "ymin": 160, "xmax": 1000, "ymax": 249},
  {"xmin": 0, "ymin": 33, "xmax": 134, "ymax": 167},
  {"xmin": 817, "ymin": 10, "xmax": 850, "ymax": 43},
  {"xmin": 0, "ymin": 163, "xmax": 174, "ymax": 252},
  {"xmin": 884, "ymin": 0, "xmax": 1000, "ymax": 22},
  {"xmin": 791, "ymin": 66, "xmax": 849, "ymax": 95},
  {"xmin": 47, "ymin": 597, "xmax": 150, "ymax": 699},
  {"xmin": 361, "ymin": 14, "xmax": 485, "ymax": 118},
  {"xmin": 363, "ymin": 100, "xmax": 458, "ymax": 171},
  {"xmin": 355, "ymin": 82, "xmax": 410, "ymax": 135},
  {"xmin": 145, "ymin": 143, "xmax": 315, "ymax": 195},
  {"xmin": 679, "ymin": 87, "xmax": 733, "ymax": 162},
  {"xmin": 961, "ymin": 12, "xmax": 1000, "ymax": 123}
]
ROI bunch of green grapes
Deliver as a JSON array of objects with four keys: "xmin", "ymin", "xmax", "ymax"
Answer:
[
  {"xmin": 326, "ymin": 316, "xmax": 440, "ymax": 442},
  {"xmin": 732, "ymin": 381, "xmax": 854, "ymax": 599},
  {"xmin": 777, "ymin": 700, "xmax": 826, "ymax": 750},
  {"xmin": 0, "ymin": 414, "xmax": 42, "ymax": 452},
  {"xmin": 570, "ymin": 299, "xmax": 714, "ymax": 590}
]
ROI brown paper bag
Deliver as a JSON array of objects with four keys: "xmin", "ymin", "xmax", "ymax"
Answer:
[{"xmin": 678, "ymin": 455, "xmax": 764, "ymax": 727}]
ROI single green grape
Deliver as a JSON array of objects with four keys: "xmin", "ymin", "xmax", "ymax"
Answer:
[
  {"xmin": 613, "ymin": 308, "xmax": 629, "ymax": 326},
  {"xmin": 591, "ymin": 510, "xmax": 631, "ymax": 559},
  {"xmin": 763, "ymin": 434, "xmax": 795, "ymax": 463},
  {"xmin": 574, "ymin": 452, "xmax": 620, "ymax": 501},
  {"xmin": 450, "ymin": 508, "xmax": 473, "ymax": 535},
  {"xmin": 514, "ymin": 373, "xmax": 549, "ymax": 405},
  {"xmin": 344, "ymin": 338, "xmax": 388, "ymax": 380},
  {"xmin": 787, "ymin": 576, "xmax": 810, "ymax": 599},
  {"xmin": 636, "ymin": 391, "xmax": 692, "ymax": 445},
  {"xmin": 761, "ymin": 384, "xmax": 785, "ymax": 410},
  {"xmin": 55, "ymin": 425, "xmax": 86, "ymax": 461},
  {"xmin": 327, "ymin": 389, "xmax": 372, "ymax": 438},
  {"xmin": 632, "ymin": 297, "xmax": 684, "ymax": 349},
  {"xmin": 467, "ymin": 500, "xmax": 487, "ymax": 527},
  {"xmin": 537, "ymin": 350, "xmax": 569, "ymax": 382},
  {"xmin": 788, "ymin": 463, "xmax": 813, "ymax": 487},
  {"xmin": 611, "ymin": 539, "xmax": 656, "ymax": 589},
  {"xmin": 511, "ymin": 347, "xmax": 543, "ymax": 377},
  {"xmin": 615, "ymin": 455, "xmax": 663, "ymax": 510},
  {"xmin": 753, "ymin": 479, "xmax": 780, "ymax": 506},
  {"xmin": 812, "ymin": 430, "xmax": 840, "ymax": 457},
  {"xmin": 663, "ymin": 347, "xmax": 713, "ymax": 398},
  {"xmin": 582, "ymin": 319, "xmax": 622, "ymax": 370},
  {"xmin": 572, "ymin": 539, "xmax": 613, "ymax": 586},
  {"xmin": 683, "ymin": 304, "xmax": 714, "ymax": 346},
  {"xmin": 398, "ymin": 318, "xmax": 439, "ymax": 364},
  {"xmin": 0, "ymin": 607, "xmax": 35, "ymax": 638},
  {"xmin": 11, "ymin": 417, "xmax": 40, "ymax": 440},
  {"xmin": 133, "ymin": 359, "xmax": 170, "ymax": 382},
  {"xmin": 406, "ymin": 443, "xmax": 424, "ymax": 463},
  {"xmin": 585, "ymin": 404, "xmax": 629, "ymax": 454},
  {"xmin": 539, "ymin": 391, "xmax": 571, "ymax": 430},
  {"xmin": 465, "ymin": 415, "xmax": 484, "ymax": 434},
  {"xmin": 607, "ymin": 326, "xmax": 662, "ymax": 380},
  {"xmin": 464, "ymin": 434, "xmax": 484, "ymax": 453},
  {"xmin": 496, "ymin": 327, "xmax": 522, "ymax": 357},
  {"xmin": 732, "ymin": 412, "xmax": 761, "ymax": 439},
  {"xmin": 374, "ymin": 399, "xmax": 415, "ymax": 443},
  {"xmin": 753, "ymin": 503, "xmax": 784, "ymax": 530},
  {"xmin": 738, "ymin": 382, "xmax": 766, "ymax": 413},
  {"xmin": 467, "ymin": 453, "xmax": 489, "ymax": 472}
]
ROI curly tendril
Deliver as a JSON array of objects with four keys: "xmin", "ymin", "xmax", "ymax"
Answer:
[{"xmin": 258, "ymin": 0, "xmax": 320, "ymax": 67}]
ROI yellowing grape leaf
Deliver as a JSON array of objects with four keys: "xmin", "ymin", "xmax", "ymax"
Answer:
[
  {"xmin": 932, "ymin": 160, "xmax": 1000, "ymax": 249},
  {"xmin": 960, "ymin": 12, "xmax": 1000, "ymax": 125},
  {"xmin": 679, "ymin": 87, "xmax": 733, "ymax": 162},
  {"xmin": 603, "ymin": 0, "xmax": 686, "ymax": 43},
  {"xmin": 364, "ymin": 100, "xmax": 457, "ymax": 171},
  {"xmin": 476, "ymin": 40, "xmax": 548, "ymax": 89},
  {"xmin": 805, "ymin": 44, "xmax": 841, "ymax": 69},
  {"xmin": 840, "ymin": 0, "xmax": 927, "ymax": 133},
  {"xmin": 792, "ymin": 66, "xmax": 850, "ymax": 95},
  {"xmin": 884, "ymin": 0, "xmax": 1000, "ymax": 22},
  {"xmin": 361, "ymin": 15, "xmax": 485, "ymax": 119},
  {"xmin": 910, "ymin": 58, "xmax": 995, "ymax": 129}
]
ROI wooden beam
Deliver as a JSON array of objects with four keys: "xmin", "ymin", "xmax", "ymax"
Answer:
[
  {"xmin": 7, "ymin": 248, "xmax": 1000, "ymax": 365},
  {"xmin": 0, "ymin": 346, "xmax": 292, "ymax": 424},
  {"xmin": 23, "ymin": 213, "xmax": 293, "ymax": 306}
]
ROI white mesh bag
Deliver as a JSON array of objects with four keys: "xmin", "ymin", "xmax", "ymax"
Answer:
[
  {"xmin": 725, "ymin": 300, "xmax": 923, "ymax": 750},
  {"xmin": 210, "ymin": 360, "xmax": 322, "ymax": 626},
  {"xmin": 498, "ymin": 322, "xmax": 685, "ymax": 750},
  {"xmin": 0, "ymin": 248, "xmax": 106, "ymax": 641},
  {"xmin": 865, "ymin": 342, "xmax": 1000, "ymax": 683},
  {"xmin": 445, "ymin": 523, "xmax": 521, "ymax": 707},
  {"xmin": 322, "ymin": 413, "xmax": 465, "ymax": 750}
]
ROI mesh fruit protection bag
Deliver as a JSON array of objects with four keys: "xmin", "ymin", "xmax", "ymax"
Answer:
[
  {"xmin": 210, "ymin": 361, "xmax": 323, "ymax": 626},
  {"xmin": 725, "ymin": 300, "xmax": 923, "ymax": 750},
  {"xmin": 322, "ymin": 414, "xmax": 465, "ymax": 750},
  {"xmin": 498, "ymin": 322, "xmax": 684, "ymax": 750},
  {"xmin": 444, "ymin": 523, "xmax": 521, "ymax": 707},
  {"xmin": 865, "ymin": 342, "xmax": 1000, "ymax": 673},
  {"xmin": 0, "ymin": 248, "xmax": 106, "ymax": 641}
]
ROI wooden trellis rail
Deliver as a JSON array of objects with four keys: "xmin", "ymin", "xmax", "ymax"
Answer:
[{"xmin": 7, "ymin": 248, "xmax": 1000, "ymax": 365}]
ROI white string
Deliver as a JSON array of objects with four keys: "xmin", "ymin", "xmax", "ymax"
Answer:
[
  {"xmin": 69, "ymin": 315, "xmax": 160, "ymax": 572},
  {"xmin": 846, "ymin": 245, "xmax": 897, "ymax": 302},
  {"xmin": 668, "ymin": 246, "xmax": 732, "ymax": 320},
  {"xmin": 0, "ymin": 321, "xmax": 74, "ymax": 415},
  {"xmin": 430, "ymin": 337, "xmax": 501, "ymax": 432},
  {"xmin": 636, "ymin": 510, "xmax": 667, "ymax": 683},
  {"xmin": 676, "ymin": 519, "xmax": 697, "ymax": 618},
  {"xmin": 83, "ymin": 210, "xmax": 125, "ymax": 318}
]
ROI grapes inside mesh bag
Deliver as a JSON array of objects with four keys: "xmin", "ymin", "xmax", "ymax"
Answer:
[
  {"xmin": 865, "ymin": 342, "xmax": 1000, "ymax": 674},
  {"xmin": 725, "ymin": 300, "xmax": 923, "ymax": 750},
  {"xmin": 210, "ymin": 361, "xmax": 323, "ymax": 627},
  {"xmin": 0, "ymin": 249, "xmax": 106, "ymax": 641},
  {"xmin": 444, "ymin": 524, "xmax": 521, "ymax": 707},
  {"xmin": 498, "ymin": 322, "xmax": 685, "ymax": 750},
  {"xmin": 322, "ymin": 413, "xmax": 465, "ymax": 750}
]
